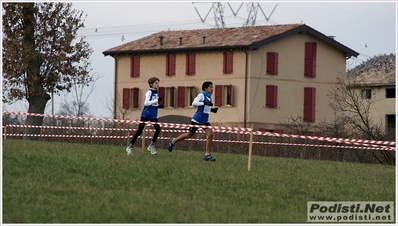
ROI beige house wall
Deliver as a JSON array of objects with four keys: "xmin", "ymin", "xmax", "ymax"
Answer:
[
  {"xmin": 352, "ymin": 85, "xmax": 396, "ymax": 130},
  {"xmin": 247, "ymin": 34, "xmax": 346, "ymax": 126},
  {"xmin": 115, "ymin": 51, "xmax": 247, "ymax": 125},
  {"xmin": 114, "ymin": 33, "xmax": 349, "ymax": 130}
]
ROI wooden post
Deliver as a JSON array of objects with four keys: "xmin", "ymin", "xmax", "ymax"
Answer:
[
  {"xmin": 248, "ymin": 125, "xmax": 254, "ymax": 172},
  {"xmin": 3, "ymin": 125, "xmax": 7, "ymax": 140},
  {"xmin": 126, "ymin": 123, "xmax": 133, "ymax": 147},
  {"xmin": 141, "ymin": 125, "xmax": 146, "ymax": 154}
]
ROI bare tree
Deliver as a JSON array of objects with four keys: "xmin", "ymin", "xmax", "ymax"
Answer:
[
  {"xmin": 102, "ymin": 90, "xmax": 134, "ymax": 119},
  {"xmin": 327, "ymin": 73, "xmax": 384, "ymax": 140},
  {"xmin": 327, "ymin": 72, "xmax": 395, "ymax": 165},
  {"xmin": 316, "ymin": 113, "xmax": 352, "ymax": 138},
  {"xmin": 57, "ymin": 73, "xmax": 101, "ymax": 117},
  {"xmin": 279, "ymin": 115, "xmax": 312, "ymax": 135},
  {"xmin": 2, "ymin": 3, "xmax": 92, "ymax": 140}
]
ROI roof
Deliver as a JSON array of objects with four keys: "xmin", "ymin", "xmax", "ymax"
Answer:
[
  {"xmin": 103, "ymin": 24, "xmax": 359, "ymax": 58},
  {"xmin": 349, "ymin": 53, "xmax": 396, "ymax": 87}
]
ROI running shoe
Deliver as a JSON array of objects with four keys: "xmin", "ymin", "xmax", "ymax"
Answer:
[
  {"xmin": 203, "ymin": 154, "xmax": 216, "ymax": 161},
  {"xmin": 167, "ymin": 138, "xmax": 174, "ymax": 152}
]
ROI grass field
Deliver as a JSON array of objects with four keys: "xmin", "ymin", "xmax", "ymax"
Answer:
[{"xmin": 2, "ymin": 139, "xmax": 395, "ymax": 223}]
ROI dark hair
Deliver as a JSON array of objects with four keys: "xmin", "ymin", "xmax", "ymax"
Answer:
[
  {"xmin": 148, "ymin": 77, "xmax": 160, "ymax": 87},
  {"xmin": 202, "ymin": 81, "xmax": 213, "ymax": 91}
]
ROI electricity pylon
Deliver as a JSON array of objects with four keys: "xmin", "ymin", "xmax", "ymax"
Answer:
[{"xmin": 192, "ymin": 2, "xmax": 278, "ymax": 28}]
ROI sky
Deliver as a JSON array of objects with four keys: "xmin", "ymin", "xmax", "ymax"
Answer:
[{"xmin": 2, "ymin": 1, "xmax": 397, "ymax": 118}]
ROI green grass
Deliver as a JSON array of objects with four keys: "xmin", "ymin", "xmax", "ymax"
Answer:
[{"xmin": 2, "ymin": 139, "xmax": 395, "ymax": 223}]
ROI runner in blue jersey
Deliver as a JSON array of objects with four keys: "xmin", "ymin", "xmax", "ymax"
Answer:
[
  {"xmin": 126, "ymin": 77, "xmax": 163, "ymax": 156},
  {"xmin": 167, "ymin": 81, "xmax": 218, "ymax": 161}
]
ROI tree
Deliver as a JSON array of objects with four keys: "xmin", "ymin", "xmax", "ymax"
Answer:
[
  {"xmin": 328, "ymin": 72, "xmax": 395, "ymax": 165},
  {"xmin": 102, "ymin": 91, "xmax": 134, "ymax": 120},
  {"xmin": 2, "ymin": 3, "xmax": 93, "ymax": 140},
  {"xmin": 57, "ymin": 73, "xmax": 102, "ymax": 117},
  {"xmin": 327, "ymin": 73, "xmax": 383, "ymax": 140}
]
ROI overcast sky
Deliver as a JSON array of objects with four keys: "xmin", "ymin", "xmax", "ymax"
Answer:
[{"xmin": 2, "ymin": 1, "xmax": 396, "ymax": 118}]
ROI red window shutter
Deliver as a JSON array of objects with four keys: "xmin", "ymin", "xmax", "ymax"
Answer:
[
  {"xmin": 185, "ymin": 54, "xmax": 189, "ymax": 75},
  {"xmin": 166, "ymin": 54, "xmax": 170, "ymax": 76},
  {"xmin": 130, "ymin": 55, "xmax": 140, "ymax": 77},
  {"xmin": 166, "ymin": 54, "xmax": 176, "ymax": 76},
  {"xmin": 122, "ymin": 88, "xmax": 130, "ymax": 109},
  {"xmin": 227, "ymin": 51, "xmax": 233, "ymax": 73},
  {"xmin": 170, "ymin": 86, "xmax": 175, "ymax": 107},
  {"xmin": 158, "ymin": 87, "xmax": 165, "ymax": 105},
  {"xmin": 266, "ymin": 52, "xmax": 278, "ymax": 75},
  {"xmin": 266, "ymin": 85, "xmax": 278, "ymax": 108},
  {"xmin": 223, "ymin": 51, "xmax": 233, "ymax": 74},
  {"xmin": 186, "ymin": 53, "xmax": 196, "ymax": 75},
  {"xmin": 304, "ymin": 42, "xmax": 316, "ymax": 77},
  {"xmin": 132, "ymin": 88, "xmax": 139, "ymax": 108},
  {"xmin": 189, "ymin": 53, "xmax": 196, "ymax": 75},
  {"xmin": 171, "ymin": 54, "xmax": 176, "ymax": 75},
  {"xmin": 215, "ymin": 85, "xmax": 222, "ymax": 107},
  {"xmin": 223, "ymin": 52, "xmax": 227, "ymax": 73},
  {"xmin": 130, "ymin": 57, "xmax": 134, "ymax": 77},
  {"xmin": 134, "ymin": 56, "xmax": 140, "ymax": 77},
  {"xmin": 303, "ymin": 87, "xmax": 316, "ymax": 122},
  {"xmin": 177, "ymin": 86, "xmax": 185, "ymax": 107}
]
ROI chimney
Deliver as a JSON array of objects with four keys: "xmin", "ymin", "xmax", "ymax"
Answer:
[
  {"xmin": 159, "ymin": 35, "xmax": 164, "ymax": 46},
  {"xmin": 203, "ymin": 36, "xmax": 206, "ymax": 44},
  {"xmin": 179, "ymin": 37, "xmax": 182, "ymax": 45}
]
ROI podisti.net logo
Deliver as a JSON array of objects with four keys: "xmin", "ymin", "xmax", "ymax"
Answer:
[{"xmin": 307, "ymin": 201, "xmax": 394, "ymax": 222}]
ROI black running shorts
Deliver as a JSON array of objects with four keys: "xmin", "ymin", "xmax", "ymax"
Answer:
[{"xmin": 188, "ymin": 121, "xmax": 211, "ymax": 134}]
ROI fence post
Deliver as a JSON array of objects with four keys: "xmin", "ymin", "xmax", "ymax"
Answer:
[
  {"xmin": 141, "ymin": 124, "xmax": 146, "ymax": 154},
  {"xmin": 248, "ymin": 125, "xmax": 254, "ymax": 172},
  {"xmin": 3, "ymin": 125, "xmax": 6, "ymax": 140},
  {"xmin": 126, "ymin": 130, "xmax": 130, "ymax": 147}
]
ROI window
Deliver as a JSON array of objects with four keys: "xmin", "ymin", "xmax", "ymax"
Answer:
[
  {"xmin": 266, "ymin": 52, "xmax": 278, "ymax": 75},
  {"xmin": 361, "ymin": 89, "xmax": 371, "ymax": 99},
  {"xmin": 177, "ymin": 86, "xmax": 196, "ymax": 107},
  {"xmin": 386, "ymin": 88, "xmax": 395, "ymax": 98},
  {"xmin": 166, "ymin": 54, "xmax": 176, "ymax": 76},
  {"xmin": 223, "ymin": 51, "xmax": 233, "ymax": 74},
  {"xmin": 303, "ymin": 87, "xmax": 316, "ymax": 122},
  {"xmin": 215, "ymin": 84, "xmax": 233, "ymax": 107},
  {"xmin": 130, "ymin": 55, "xmax": 140, "ymax": 77},
  {"xmin": 185, "ymin": 86, "xmax": 196, "ymax": 106},
  {"xmin": 386, "ymin": 114, "xmax": 396, "ymax": 131},
  {"xmin": 266, "ymin": 85, "xmax": 278, "ymax": 108},
  {"xmin": 122, "ymin": 87, "xmax": 139, "ymax": 109},
  {"xmin": 304, "ymin": 42, "xmax": 316, "ymax": 77},
  {"xmin": 186, "ymin": 53, "xmax": 196, "ymax": 75},
  {"xmin": 158, "ymin": 86, "xmax": 175, "ymax": 108}
]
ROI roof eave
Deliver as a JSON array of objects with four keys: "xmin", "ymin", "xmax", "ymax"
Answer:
[
  {"xmin": 248, "ymin": 24, "xmax": 359, "ymax": 58},
  {"xmin": 103, "ymin": 45, "xmax": 250, "ymax": 57}
]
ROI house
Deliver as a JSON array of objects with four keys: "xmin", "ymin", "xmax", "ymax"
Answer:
[
  {"xmin": 348, "ymin": 54, "xmax": 396, "ymax": 135},
  {"xmin": 103, "ymin": 24, "xmax": 359, "ymax": 131}
]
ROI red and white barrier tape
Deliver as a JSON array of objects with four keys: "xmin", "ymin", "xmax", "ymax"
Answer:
[
  {"xmin": 5, "ymin": 134, "xmax": 393, "ymax": 151},
  {"xmin": 2, "ymin": 124, "xmax": 249, "ymax": 135},
  {"xmin": 3, "ymin": 111, "xmax": 251, "ymax": 133},
  {"xmin": 3, "ymin": 111, "xmax": 395, "ymax": 149},
  {"xmin": 253, "ymin": 131, "xmax": 395, "ymax": 146}
]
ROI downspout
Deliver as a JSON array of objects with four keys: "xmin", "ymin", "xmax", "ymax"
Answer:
[
  {"xmin": 111, "ymin": 55, "xmax": 118, "ymax": 119},
  {"xmin": 243, "ymin": 50, "xmax": 248, "ymax": 128}
]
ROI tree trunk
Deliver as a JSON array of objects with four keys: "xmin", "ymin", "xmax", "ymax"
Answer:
[
  {"xmin": 24, "ymin": 94, "xmax": 50, "ymax": 140},
  {"xmin": 22, "ymin": 3, "xmax": 49, "ymax": 140}
]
